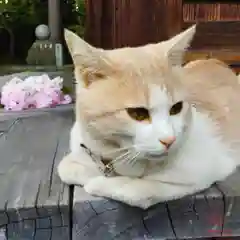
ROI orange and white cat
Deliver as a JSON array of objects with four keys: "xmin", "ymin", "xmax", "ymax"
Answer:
[{"xmin": 58, "ymin": 25, "xmax": 240, "ymax": 209}]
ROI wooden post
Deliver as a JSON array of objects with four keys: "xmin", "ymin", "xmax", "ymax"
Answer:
[
  {"xmin": 48, "ymin": 0, "xmax": 61, "ymax": 43},
  {"xmin": 48, "ymin": 0, "xmax": 63, "ymax": 66},
  {"xmin": 165, "ymin": 0, "xmax": 183, "ymax": 38}
]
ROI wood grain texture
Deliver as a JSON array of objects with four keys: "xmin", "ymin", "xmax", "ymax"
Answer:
[
  {"xmin": 217, "ymin": 168, "xmax": 240, "ymax": 237},
  {"xmin": 165, "ymin": 0, "xmax": 183, "ymax": 38},
  {"xmin": 0, "ymin": 110, "xmax": 74, "ymax": 239},
  {"xmin": 0, "ymin": 119, "xmax": 16, "ymax": 136},
  {"xmin": 73, "ymin": 184, "xmax": 229, "ymax": 239},
  {"xmin": 1, "ymin": 75, "xmax": 240, "ymax": 238},
  {"xmin": 184, "ymin": 22, "xmax": 240, "ymax": 50},
  {"xmin": 85, "ymin": 0, "xmax": 169, "ymax": 48},
  {"xmin": 73, "ymin": 187, "xmax": 174, "ymax": 240},
  {"xmin": 184, "ymin": 49, "xmax": 240, "ymax": 66},
  {"xmin": 0, "ymin": 104, "xmax": 74, "ymax": 122},
  {"xmin": 183, "ymin": 3, "xmax": 240, "ymax": 22},
  {"xmin": 84, "ymin": 0, "xmax": 240, "ymax": 66},
  {"xmin": 167, "ymin": 186, "xmax": 224, "ymax": 239},
  {"xmin": 84, "ymin": 0, "xmax": 103, "ymax": 48}
]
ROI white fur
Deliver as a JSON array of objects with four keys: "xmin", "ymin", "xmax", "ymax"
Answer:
[
  {"xmin": 83, "ymin": 108, "xmax": 236, "ymax": 209},
  {"xmin": 58, "ymin": 89, "xmax": 237, "ymax": 209},
  {"xmin": 58, "ymin": 25, "xmax": 237, "ymax": 209},
  {"xmin": 134, "ymin": 85, "xmax": 189, "ymax": 156}
]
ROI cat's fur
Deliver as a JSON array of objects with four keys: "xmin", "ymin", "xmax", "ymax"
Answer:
[{"xmin": 58, "ymin": 25, "xmax": 240, "ymax": 209}]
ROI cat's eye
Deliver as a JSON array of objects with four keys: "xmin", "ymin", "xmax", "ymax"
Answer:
[
  {"xmin": 126, "ymin": 107, "xmax": 150, "ymax": 122},
  {"xmin": 169, "ymin": 101, "xmax": 183, "ymax": 115}
]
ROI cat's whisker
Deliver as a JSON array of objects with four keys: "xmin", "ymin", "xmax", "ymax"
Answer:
[
  {"xmin": 109, "ymin": 150, "xmax": 132, "ymax": 165},
  {"xmin": 124, "ymin": 152, "xmax": 141, "ymax": 166},
  {"xmin": 105, "ymin": 150, "xmax": 137, "ymax": 174},
  {"xmin": 118, "ymin": 151, "xmax": 137, "ymax": 165},
  {"xmin": 110, "ymin": 151, "xmax": 139, "ymax": 168},
  {"xmin": 103, "ymin": 146, "xmax": 135, "ymax": 156}
]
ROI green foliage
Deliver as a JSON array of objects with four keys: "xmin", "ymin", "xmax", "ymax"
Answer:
[
  {"xmin": 66, "ymin": 0, "xmax": 86, "ymax": 37},
  {"xmin": 71, "ymin": 0, "xmax": 86, "ymax": 37},
  {"xmin": 0, "ymin": 0, "xmax": 85, "ymax": 34},
  {"xmin": 62, "ymin": 85, "xmax": 72, "ymax": 94},
  {"xmin": 0, "ymin": 0, "xmax": 39, "ymax": 28},
  {"xmin": 76, "ymin": 0, "xmax": 86, "ymax": 22},
  {"xmin": 62, "ymin": 0, "xmax": 78, "ymax": 26},
  {"xmin": 0, "ymin": 0, "xmax": 86, "ymax": 64}
]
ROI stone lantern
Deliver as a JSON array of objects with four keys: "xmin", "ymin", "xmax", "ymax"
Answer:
[
  {"xmin": 26, "ymin": 0, "xmax": 63, "ymax": 67},
  {"xmin": 35, "ymin": 25, "xmax": 50, "ymax": 41}
]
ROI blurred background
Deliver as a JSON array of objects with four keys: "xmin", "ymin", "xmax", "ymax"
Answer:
[
  {"xmin": 1, "ymin": 0, "xmax": 240, "ymax": 73},
  {"xmin": 0, "ymin": 0, "xmax": 85, "ymax": 65}
]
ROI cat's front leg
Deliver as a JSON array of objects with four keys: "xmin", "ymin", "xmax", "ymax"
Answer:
[
  {"xmin": 84, "ymin": 175, "xmax": 156, "ymax": 209},
  {"xmin": 84, "ymin": 176, "xmax": 208, "ymax": 209},
  {"xmin": 58, "ymin": 152, "xmax": 102, "ymax": 186}
]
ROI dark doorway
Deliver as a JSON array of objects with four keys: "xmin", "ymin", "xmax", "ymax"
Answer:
[{"xmin": 0, "ymin": 28, "xmax": 11, "ymax": 64}]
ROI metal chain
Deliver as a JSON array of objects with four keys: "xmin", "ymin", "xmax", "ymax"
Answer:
[{"xmin": 80, "ymin": 144, "xmax": 116, "ymax": 177}]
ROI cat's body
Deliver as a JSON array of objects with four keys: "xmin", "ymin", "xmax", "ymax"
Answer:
[{"xmin": 58, "ymin": 26, "xmax": 239, "ymax": 209}]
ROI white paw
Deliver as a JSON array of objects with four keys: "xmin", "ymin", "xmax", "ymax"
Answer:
[
  {"xmin": 84, "ymin": 176, "xmax": 156, "ymax": 209},
  {"xmin": 84, "ymin": 176, "xmax": 109, "ymax": 196},
  {"xmin": 58, "ymin": 153, "xmax": 102, "ymax": 186},
  {"xmin": 114, "ymin": 186, "xmax": 156, "ymax": 209}
]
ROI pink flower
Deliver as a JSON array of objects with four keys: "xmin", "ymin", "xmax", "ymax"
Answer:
[
  {"xmin": 61, "ymin": 94, "xmax": 72, "ymax": 104},
  {"xmin": 0, "ymin": 74, "xmax": 72, "ymax": 111}
]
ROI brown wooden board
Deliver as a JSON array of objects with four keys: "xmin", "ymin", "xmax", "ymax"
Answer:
[
  {"xmin": 183, "ymin": 3, "xmax": 240, "ymax": 22},
  {"xmin": 84, "ymin": 0, "xmax": 240, "ymax": 67},
  {"xmin": 85, "ymin": 0, "xmax": 170, "ymax": 48},
  {"xmin": 185, "ymin": 49, "xmax": 240, "ymax": 64},
  {"xmin": 184, "ymin": 22, "xmax": 240, "ymax": 51}
]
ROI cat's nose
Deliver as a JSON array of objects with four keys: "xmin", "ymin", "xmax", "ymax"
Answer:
[{"xmin": 159, "ymin": 136, "xmax": 176, "ymax": 149}]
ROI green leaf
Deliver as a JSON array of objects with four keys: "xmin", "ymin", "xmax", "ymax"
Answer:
[{"xmin": 62, "ymin": 85, "xmax": 72, "ymax": 94}]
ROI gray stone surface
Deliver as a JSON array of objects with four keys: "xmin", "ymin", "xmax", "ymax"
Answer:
[{"xmin": 0, "ymin": 109, "xmax": 73, "ymax": 239}]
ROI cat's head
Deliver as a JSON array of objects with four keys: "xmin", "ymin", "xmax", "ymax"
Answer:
[{"xmin": 65, "ymin": 25, "xmax": 196, "ymax": 159}]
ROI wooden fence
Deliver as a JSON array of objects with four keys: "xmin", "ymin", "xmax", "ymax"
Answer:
[
  {"xmin": 84, "ymin": 0, "xmax": 240, "ymax": 68},
  {"xmin": 84, "ymin": 0, "xmax": 182, "ymax": 49}
]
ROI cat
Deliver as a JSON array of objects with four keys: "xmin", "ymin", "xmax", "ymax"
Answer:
[{"xmin": 58, "ymin": 25, "xmax": 240, "ymax": 209}]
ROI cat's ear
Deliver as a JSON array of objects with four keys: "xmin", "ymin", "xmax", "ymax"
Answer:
[
  {"xmin": 64, "ymin": 29, "xmax": 113, "ymax": 86},
  {"xmin": 163, "ymin": 25, "xmax": 196, "ymax": 66}
]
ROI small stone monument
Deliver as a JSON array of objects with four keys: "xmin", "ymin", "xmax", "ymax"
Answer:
[
  {"xmin": 35, "ymin": 24, "xmax": 50, "ymax": 40},
  {"xmin": 26, "ymin": 24, "xmax": 56, "ymax": 65}
]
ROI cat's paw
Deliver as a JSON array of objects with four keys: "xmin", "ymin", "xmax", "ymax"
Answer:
[
  {"xmin": 84, "ymin": 176, "xmax": 156, "ymax": 209},
  {"xmin": 58, "ymin": 152, "xmax": 101, "ymax": 186},
  {"xmin": 84, "ymin": 176, "xmax": 107, "ymax": 196}
]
